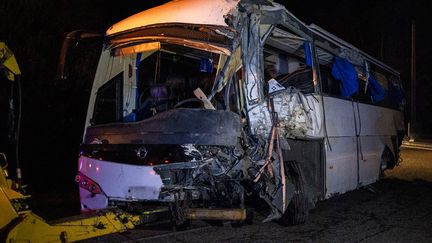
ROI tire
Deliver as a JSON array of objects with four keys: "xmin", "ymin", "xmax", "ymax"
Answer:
[
  {"xmin": 382, "ymin": 146, "xmax": 396, "ymax": 169},
  {"xmin": 279, "ymin": 160, "xmax": 309, "ymax": 225}
]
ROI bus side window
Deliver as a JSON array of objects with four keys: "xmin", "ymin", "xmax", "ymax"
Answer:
[
  {"xmin": 92, "ymin": 72, "xmax": 124, "ymax": 125},
  {"xmin": 372, "ymin": 69, "xmax": 394, "ymax": 108}
]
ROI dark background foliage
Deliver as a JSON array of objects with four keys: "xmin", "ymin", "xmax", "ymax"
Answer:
[{"xmin": 0, "ymin": 0, "xmax": 430, "ymax": 208}]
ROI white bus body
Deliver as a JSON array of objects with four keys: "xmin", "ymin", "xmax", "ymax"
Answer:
[{"xmin": 69, "ymin": 0, "xmax": 405, "ymax": 224}]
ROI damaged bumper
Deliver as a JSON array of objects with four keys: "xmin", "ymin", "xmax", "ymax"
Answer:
[
  {"xmin": 78, "ymin": 156, "xmax": 164, "ymax": 210},
  {"xmin": 77, "ymin": 154, "xmax": 225, "ymax": 211}
]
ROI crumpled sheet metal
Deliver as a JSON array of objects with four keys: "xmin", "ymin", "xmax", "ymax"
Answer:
[{"xmin": 249, "ymin": 89, "xmax": 324, "ymax": 139}]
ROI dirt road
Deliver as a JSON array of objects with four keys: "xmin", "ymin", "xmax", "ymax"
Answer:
[{"xmin": 83, "ymin": 147, "xmax": 432, "ymax": 243}]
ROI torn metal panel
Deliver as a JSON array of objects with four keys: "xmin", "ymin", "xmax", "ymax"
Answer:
[
  {"xmin": 181, "ymin": 144, "xmax": 203, "ymax": 161},
  {"xmin": 150, "ymin": 144, "xmax": 246, "ymax": 206}
]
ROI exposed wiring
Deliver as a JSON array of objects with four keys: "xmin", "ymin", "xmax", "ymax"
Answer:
[
  {"xmin": 351, "ymin": 98, "xmax": 366, "ymax": 186},
  {"xmin": 356, "ymin": 100, "xmax": 364, "ymax": 161},
  {"xmin": 247, "ymin": 53, "xmax": 259, "ymax": 101},
  {"xmin": 350, "ymin": 99, "xmax": 364, "ymax": 161},
  {"xmin": 241, "ymin": 14, "xmax": 260, "ymax": 103},
  {"xmin": 123, "ymin": 60, "xmax": 133, "ymax": 114},
  {"xmin": 16, "ymin": 76, "xmax": 22, "ymax": 183},
  {"xmin": 7, "ymin": 79, "xmax": 15, "ymax": 141},
  {"xmin": 351, "ymin": 99, "xmax": 360, "ymax": 185}
]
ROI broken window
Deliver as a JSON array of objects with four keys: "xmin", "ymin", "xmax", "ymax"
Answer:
[
  {"xmin": 320, "ymin": 67, "xmax": 341, "ymax": 97},
  {"xmin": 89, "ymin": 38, "xmax": 242, "ymax": 126},
  {"xmin": 262, "ymin": 50, "xmax": 316, "ymax": 94},
  {"xmin": 262, "ymin": 25, "xmax": 319, "ymax": 95},
  {"xmin": 135, "ymin": 46, "xmax": 219, "ymax": 120},
  {"xmin": 277, "ymin": 68, "xmax": 314, "ymax": 93}
]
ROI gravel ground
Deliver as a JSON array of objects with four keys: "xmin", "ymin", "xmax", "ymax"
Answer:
[{"xmin": 163, "ymin": 179, "xmax": 432, "ymax": 243}]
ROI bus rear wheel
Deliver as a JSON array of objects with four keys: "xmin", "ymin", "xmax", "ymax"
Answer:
[{"xmin": 279, "ymin": 160, "xmax": 309, "ymax": 225}]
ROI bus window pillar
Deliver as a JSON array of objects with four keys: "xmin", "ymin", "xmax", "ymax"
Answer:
[{"xmin": 241, "ymin": 12, "xmax": 264, "ymax": 107}]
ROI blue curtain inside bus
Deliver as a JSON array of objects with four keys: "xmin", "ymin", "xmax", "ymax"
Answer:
[
  {"xmin": 331, "ymin": 57, "xmax": 359, "ymax": 98},
  {"xmin": 304, "ymin": 41, "xmax": 312, "ymax": 67}
]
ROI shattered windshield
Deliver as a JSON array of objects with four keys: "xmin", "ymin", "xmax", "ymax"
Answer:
[{"xmin": 91, "ymin": 43, "xmax": 230, "ymax": 125}]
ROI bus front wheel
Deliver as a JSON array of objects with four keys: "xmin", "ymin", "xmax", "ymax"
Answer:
[{"xmin": 279, "ymin": 160, "xmax": 309, "ymax": 225}]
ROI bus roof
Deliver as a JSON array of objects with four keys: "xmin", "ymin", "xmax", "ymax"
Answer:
[
  {"xmin": 106, "ymin": 0, "xmax": 399, "ymax": 76},
  {"xmin": 106, "ymin": 0, "xmax": 240, "ymax": 36}
]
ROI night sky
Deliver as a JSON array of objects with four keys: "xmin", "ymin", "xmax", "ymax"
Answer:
[{"xmin": 0, "ymin": 0, "xmax": 431, "ymax": 194}]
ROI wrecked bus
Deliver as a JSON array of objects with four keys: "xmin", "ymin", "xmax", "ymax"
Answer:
[{"xmin": 59, "ymin": 0, "xmax": 405, "ymax": 225}]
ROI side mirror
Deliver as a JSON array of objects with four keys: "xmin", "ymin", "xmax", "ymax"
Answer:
[{"xmin": 57, "ymin": 30, "xmax": 103, "ymax": 80}]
